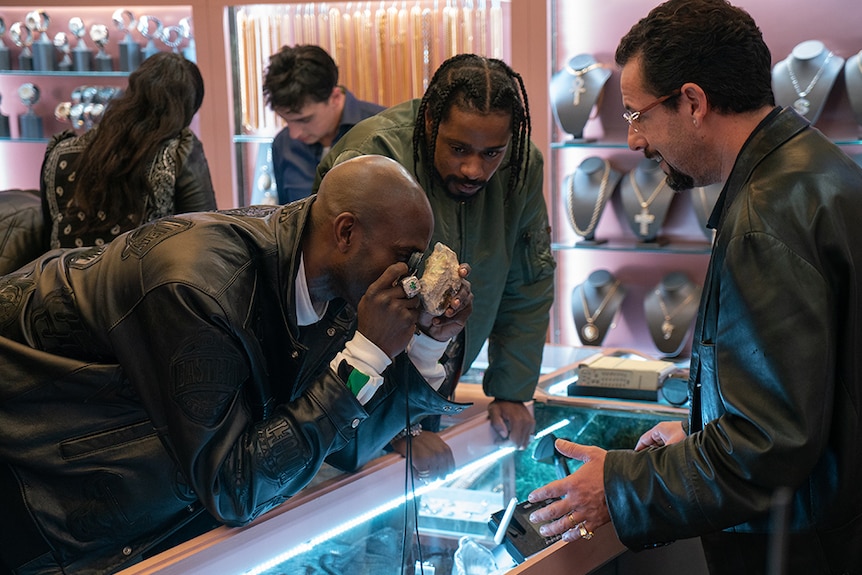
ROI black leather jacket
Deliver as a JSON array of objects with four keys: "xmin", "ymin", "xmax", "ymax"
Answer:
[
  {"xmin": 604, "ymin": 109, "xmax": 862, "ymax": 564},
  {"xmin": 0, "ymin": 199, "xmax": 466, "ymax": 574}
]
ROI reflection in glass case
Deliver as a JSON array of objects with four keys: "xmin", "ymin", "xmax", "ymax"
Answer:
[{"xmin": 239, "ymin": 399, "xmax": 682, "ymax": 575}]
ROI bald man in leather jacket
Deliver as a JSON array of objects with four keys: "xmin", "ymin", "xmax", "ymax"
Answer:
[{"xmin": 0, "ymin": 155, "xmax": 473, "ymax": 575}]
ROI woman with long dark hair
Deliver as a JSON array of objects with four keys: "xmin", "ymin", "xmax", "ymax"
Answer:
[{"xmin": 40, "ymin": 52, "xmax": 216, "ymax": 248}]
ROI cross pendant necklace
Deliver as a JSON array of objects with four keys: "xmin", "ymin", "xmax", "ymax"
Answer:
[
  {"xmin": 564, "ymin": 61, "xmax": 603, "ymax": 107},
  {"xmin": 629, "ymin": 170, "xmax": 666, "ymax": 236}
]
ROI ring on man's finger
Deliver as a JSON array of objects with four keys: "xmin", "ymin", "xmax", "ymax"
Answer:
[
  {"xmin": 567, "ymin": 512, "xmax": 577, "ymax": 528},
  {"xmin": 576, "ymin": 521, "xmax": 594, "ymax": 541}
]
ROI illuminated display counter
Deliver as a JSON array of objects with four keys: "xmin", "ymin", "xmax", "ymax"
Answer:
[{"xmin": 118, "ymin": 347, "xmax": 706, "ymax": 575}]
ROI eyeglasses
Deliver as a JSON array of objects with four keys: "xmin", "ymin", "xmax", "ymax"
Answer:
[{"xmin": 622, "ymin": 90, "xmax": 681, "ymax": 132}]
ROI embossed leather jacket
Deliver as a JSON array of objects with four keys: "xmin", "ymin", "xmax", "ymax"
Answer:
[
  {"xmin": 0, "ymin": 199, "xmax": 466, "ymax": 575},
  {"xmin": 604, "ymin": 108, "xmax": 862, "ymax": 570}
]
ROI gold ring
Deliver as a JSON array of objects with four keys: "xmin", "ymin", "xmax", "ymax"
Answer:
[
  {"xmin": 567, "ymin": 512, "xmax": 577, "ymax": 528},
  {"xmin": 577, "ymin": 521, "xmax": 594, "ymax": 541}
]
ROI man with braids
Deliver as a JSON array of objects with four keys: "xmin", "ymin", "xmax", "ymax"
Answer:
[
  {"xmin": 315, "ymin": 54, "xmax": 555, "ymax": 479},
  {"xmin": 0, "ymin": 155, "xmax": 473, "ymax": 574}
]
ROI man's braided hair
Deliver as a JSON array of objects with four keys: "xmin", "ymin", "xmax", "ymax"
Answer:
[{"xmin": 412, "ymin": 54, "xmax": 532, "ymax": 195}]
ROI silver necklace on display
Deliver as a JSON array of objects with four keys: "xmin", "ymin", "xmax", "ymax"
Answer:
[
  {"xmin": 564, "ymin": 61, "xmax": 604, "ymax": 106},
  {"xmin": 787, "ymin": 51, "xmax": 833, "ymax": 116},
  {"xmin": 656, "ymin": 289, "xmax": 695, "ymax": 340},
  {"xmin": 567, "ymin": 159, "xmax": 610, "ymax": 238},
  {"xmin": 580, "ymin": 280, "xmax": 620, "ymax": 343},
  {"xmin": 628, "ymin": 170, "xmax": 667, "ymax": 236}
]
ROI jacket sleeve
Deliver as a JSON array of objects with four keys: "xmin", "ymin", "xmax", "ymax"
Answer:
[
  {"xmin": 172, "ymin": 130, "xmax": 218, "ymax": 213},
  {"xmin": 604, "ymin": 230, "xmax": 835, "ymax": 548},
  {"xmin": 109, "ymin": 280, "xmax": 367, "ymax": 526},
  {"xmin": 483, "ymin": 146, "xmax": 556, "ymax": 402}
]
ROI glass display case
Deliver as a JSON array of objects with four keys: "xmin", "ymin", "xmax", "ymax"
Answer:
[{"xmin": 116, "ymin": 348, "xmax": 704, "ymax": 575}]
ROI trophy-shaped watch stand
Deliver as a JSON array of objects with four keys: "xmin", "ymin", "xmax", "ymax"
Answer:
[
  {"xmin": 10, "ymin": 21, "xmax": 34, "ymax": 71},
  {"xmin": 27, "ymin": 10, "xmax": 56, "ymax": 71},
  {"xmin": 90, "ymin": 24, "xmax": 112, "ymax": 72},
  {"xmin": 54, "ymin": 32, "xmax": 73, "ymax": 72},
  {"xmin": 69, "ymin": 17, "xmax": 93, "ymax": 72},
  {"xmin": 160, "ymin": 25, "xmax": 183, "ymax": 54},
  {"xmin": 137, "ymin": 16, "xmax": 163, "ymax": 61},
  {"xmin": 113, "ymin": 9, "xmax": 141, "ymax": 72},
  {"xmin": 18, "ymin": 83, "xmax": 43, "ymax": 140},
  {"xmin": 0, "ymin": 18, "xmax": 11, "ymax": 71},
  {"xmin": 0, "ymin": 93, "xmax": 11, "ymax": 139},
  {"xmin": 179, "ymin": 17, "xmax": 196, "ymax": 62}
]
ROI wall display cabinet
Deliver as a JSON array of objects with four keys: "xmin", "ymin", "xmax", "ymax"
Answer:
[
  {"xmin": 545, "ymin": 0, "xmax": 862, "ymax": 357},
  {"xmin": 0, "ymin": 4, "xmax": 198, "ymax": 191}
]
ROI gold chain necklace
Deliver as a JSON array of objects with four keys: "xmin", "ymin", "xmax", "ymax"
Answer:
[
  {"xmin": 564, "ymin": 61, "xmax": 604, "ymax": 106},
  {"xmin": 787, "ymin": 51, "xmax": 833, "ymax": 116},
  {"xmin": 656, "ymin": 290, "xmax": 695, "ymax": 340},
  {"xmin": 567, "ymin": 159, "xmax": 610, "ymax": 238},
  {"xmin": 580, "ymin": 279, "xmax": 621, "ymax": 343},
  {"xmin": 628, "ymin": 170, "xmax": 667, "ymax": 236}
]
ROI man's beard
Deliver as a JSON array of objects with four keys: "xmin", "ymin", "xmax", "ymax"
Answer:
[
  {"xmin": 434, "ymin": 168, "xmax": 487, "ymax": 199},
  {"xmin": 665, "ymin": 165, "xmax": 695, "ymax": 192}
]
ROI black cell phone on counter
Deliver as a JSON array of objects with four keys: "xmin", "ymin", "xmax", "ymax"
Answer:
[{"xmin": 487, "ymin": 498, "xmax": 562, "ymax": 564}]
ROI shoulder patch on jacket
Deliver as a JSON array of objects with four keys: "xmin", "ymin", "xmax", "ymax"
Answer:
[{"xmin": 121, "ymin": 218, "xmax": 194, "ymax": 260}]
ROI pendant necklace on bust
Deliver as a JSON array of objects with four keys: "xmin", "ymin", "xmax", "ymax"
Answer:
[
  {"xmin": 564, "ymin": 61, "xmax": 604, "ymax": 106},
  {"xmin": 629, "ymin": 170, "xmax": 667, "ymax": 236},
  {"xmin": 567, "ymin": 159, "xmax": 610, "ymax": 238},
  {"xmin": 656, "ymin": 289, "xmax": 695, "ymax": 340},
  {"xmin": 787, "ymin": 51, "xmax": 833, "ymax": 116},
  {"xmin": 580, "ymin": 279, "xmax": 620, "ymax": 343}
]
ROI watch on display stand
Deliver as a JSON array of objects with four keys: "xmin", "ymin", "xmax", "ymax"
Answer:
[
  {"xmin": 0, "ymin": 17, "xmax": 12, "ymax": 71},
  {"xmin": 138, "ymin": 15, "xmax": 162, "ymax": 61},
  {"xmin": 53, "ymin": 31, "xmax": 73, "ymax": 72},
  {"xmin": 179, "ymin": 17, "xmax": 195, "ymax": 62},
  {"xmin": 17, "ymin": 82, "xmax": 43, "ymax": 140},
  {"xmin": 113, "ymin": 9, "xmax": 142, "ymax": 73},
  {"xmin": 27, "ymin": 10, "xmax": 56, "ymax": 72},
  {"xmin": 9, "ymin": 21, "xmax": 34, "ymax": 71},
  {"xmin": 90, "ymin": 23, "xmax": 112, "ymax": 72},
  {"xmin": 69, "ymin": 16, "xmax": 93, "ymax": 72}
]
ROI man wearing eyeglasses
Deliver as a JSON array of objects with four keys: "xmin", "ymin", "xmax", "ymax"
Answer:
[{"xmin": 528, "ymin": 0, "xmax": 862, "ymax": 573}]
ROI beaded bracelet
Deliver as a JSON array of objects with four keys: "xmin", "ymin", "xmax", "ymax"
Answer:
[{"xmin": 392, "ymin": 423, "xmax": 422, "ymax": 441}]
